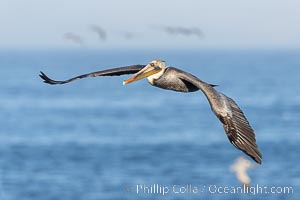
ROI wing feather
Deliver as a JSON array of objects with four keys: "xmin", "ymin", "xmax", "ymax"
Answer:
[
  {"xmin": 173, "ymin": 68, "xmax": 262, "ymax": 164},
  {"xmin": 219, "ymin": 96, "xmax": 262, "ymax": 164},
  {"xmin": 39, "ymin": 65, "xmax": 145, "ymax": 85}
]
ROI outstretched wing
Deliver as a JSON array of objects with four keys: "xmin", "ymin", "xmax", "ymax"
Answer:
[
  {"xmin": 173, "ymin": 68, "xmax": 262, "ymax": 164},
  {"xmin": 215, "ymin": 94, "xmax": 262, "ymax": 164},
  {"xmin": 39, "ymin": 65, "xmax": 145, "ymax": 85}
]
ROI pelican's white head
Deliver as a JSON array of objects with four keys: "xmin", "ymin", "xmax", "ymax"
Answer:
[{"xmin": 123, "ymin": 59, "xmax": 166, "ymax": 85}]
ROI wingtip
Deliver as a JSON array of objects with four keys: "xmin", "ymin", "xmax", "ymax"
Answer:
[
  {"xmin": 255, "ymin": 155, "xmax": 262, "ymax": 165},
  {"xmin": 252, "ymin": 144, "xmax": 262, "ymax": 164},
  {"xmin": 253, "ymin": 156, "xmax": 262, "ymax": 165},
  {"xmin": 39, "ymin": 71, "xmax": 56, "ymax": 85},
  {"xmin": 246, "ymin": 147, "xmax": 262, "ymax": 164},
  {"xmin": 39, "ymin": 71, "xmax": 45, "ymax": 79},
  {"xmin": 256, "ymin": 160, "xmax": 262, "ymax": 165}
]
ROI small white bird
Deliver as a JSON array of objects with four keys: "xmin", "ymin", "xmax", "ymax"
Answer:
[{"xmin": 230, "ymin": 156, "xmax": 255, "ymax": 187}]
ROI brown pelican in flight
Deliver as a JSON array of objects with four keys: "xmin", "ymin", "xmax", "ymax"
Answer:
[{"xmin": 39, "ymin": 60, "xmax": 262, "ymax": 164}]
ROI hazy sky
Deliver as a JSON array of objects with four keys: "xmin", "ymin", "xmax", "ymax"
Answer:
[{"xmin": 1, "ymin": 0, "xmax": 300, "ymax": 49}]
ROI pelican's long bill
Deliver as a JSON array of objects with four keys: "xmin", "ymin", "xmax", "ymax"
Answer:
[{"xmin": 123, "ymin": 64, "xmax": 162, "ymax": 85}]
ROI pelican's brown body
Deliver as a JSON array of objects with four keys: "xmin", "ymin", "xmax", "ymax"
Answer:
[{"xmin": 150, "ymin": 67, "xmax": 199, "ymax": 92}]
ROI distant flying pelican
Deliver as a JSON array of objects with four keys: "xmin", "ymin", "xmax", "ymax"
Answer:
[{"xmin": 39, "ymin": 60, "xmax": 262, "ymax": 164}]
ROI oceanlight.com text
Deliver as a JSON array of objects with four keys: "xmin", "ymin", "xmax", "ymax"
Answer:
[{"xmin": 208, "ymin": 184, "xmax": 293, "ymax": 195}]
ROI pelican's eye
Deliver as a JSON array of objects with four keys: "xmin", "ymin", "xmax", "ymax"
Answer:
[{"xmin": 150, "ymin": 63, "xmax": 155, "ymax": 67}]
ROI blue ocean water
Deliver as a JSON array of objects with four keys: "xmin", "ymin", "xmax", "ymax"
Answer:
[{"xmin": 0, "ymin": 49, "xmax": 299, "ymax": 200}]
